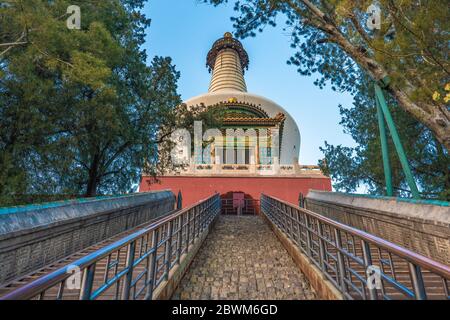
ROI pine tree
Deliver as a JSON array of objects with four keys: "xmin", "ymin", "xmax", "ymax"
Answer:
[{"xmin": 0, "ymin": 1, "xmax": 181, "ymax": 200}]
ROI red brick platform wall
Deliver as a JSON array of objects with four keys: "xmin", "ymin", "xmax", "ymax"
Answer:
[{"xmin": 140, "ymin": 176, "xmax": 332, "ymax": 207}]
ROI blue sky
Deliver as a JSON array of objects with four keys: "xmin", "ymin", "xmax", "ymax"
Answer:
[{"xmin": 142, "ymin": 0, "xmax": 357, "ymax": 166}]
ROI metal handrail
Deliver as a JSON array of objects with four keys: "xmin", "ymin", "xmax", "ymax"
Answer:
[
  {"xmin": 261, "ymin": 194, "xmax": 450, "ymax": 300},
  {"xmin": 1, "ymin": 194, "xmax": 221, "ymax": 300}
]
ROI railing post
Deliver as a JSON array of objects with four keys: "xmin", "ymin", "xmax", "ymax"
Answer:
[
  {"xmin": 299, "ymin": 193, "xmax": 305, "ymax": 208},
  {"xmin": 186, "ymin": 210, "xmax": 191, "ymax": 252},
  {"xmin": 192, "ymin": 207, "xmax": 195, "ymax": 240},
  {"xmin": 79, "ymin": 264, "xmax": 96, "ymax": 300},
  {"xmin": 164, "ymin": 221, "xmax": 173, "ymax": 281},
  {"xmin": 209, "ymin": 199, "xmax": 216, "ymax": 223},
  {"xmin": 296, "ymin": 209, "xmax": 303, "ymax": 248},
  {"xmin": 121, "ymin": 241, "xmax": 136, "ymax": 300},
  {"xmin": 260, "ymin": 195, "xmax": 265, "ymax": 216},
  {"xmin": 192, "ymin": 207, "xmax": 197, "ymax": 240},
  {"xmin": 194, "ymin": 205, "xmax": 198, "ymax": 234},
  {"xmin": 334, "ymin": 229, "xmax": 347, "ymax": 294},
  {"xmin": 200, "ymin": 205, "xmax": 206, "ymax": 232},
  {"xmin": 214, "ymin": 197, "xmax": 219, "ymax": 219},
  {"xmin": 177, "ymin": 190, "xmax": 183, "ymax": 210},
  {"xmin": 197, "ymin": 205, "xmax": 202, "ymax": 233},
  {"xmin": 200, "ymin": 205, "xmax": 204, "ymax": 235},
  {"xmin": 177, "ymin": 214, "xmax": 184, "ymax": 264},
  {"xmin": 442, "ymin": 278, "xmax": 449, "ymax": 298},
  {"xmin": 288, "ymin": 206, "xmax": 294, "ymax": 239},
  {"xmin": 316, "ymin": 220, "xmax": 326, "ymax": 271},
  {"xmin": 361, "ymin": 240, "xmax": 378, "ymax": 300},
  {"xmin": 199, "ymin": 205, "xmax": 204, "ymax": 235},
  {"xmin": 281, "ymin": 203, "xmax": 287, "ymax": 232},
  {"xmin": 305, "ymin": 215, "xmax": 313, "ymax": 257},
  {"xmin": 272, "ymin": 199, "xmax": 278, "ymax": 224},
  {"xmin": 408, "ymin": 263, "xmax": 427, "ymax": 300},
  {"xmin": 270, "ymin": 200, "xmax": 277, "ymax": 224},
  {"xmin": 56, "ymin": 281, "xmax": 65, "ymax": 300},
  {"xmin": 145, "ymin": 229, "xmax": 159, "ymax": 300},
  {"xmin": 274, "ymin": 201, "xmax": 280, "ymax": 227},
  {"xmin": 269, "ymin": 199, "xmax": 276, "ymax": 224},
  {"xmin": 278, "ymin": 203, "xmax": 284, "ymax": 229}
]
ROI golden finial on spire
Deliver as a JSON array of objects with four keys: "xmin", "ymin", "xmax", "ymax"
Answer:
[{"xmin": 224, "ymin": 32, "xmax": 233, "ymax": 38}]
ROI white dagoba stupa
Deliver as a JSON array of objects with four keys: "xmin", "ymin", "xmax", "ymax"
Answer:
[{"xmin": 183, "ymin": 32, "xmax": 301, "ymax": 166}]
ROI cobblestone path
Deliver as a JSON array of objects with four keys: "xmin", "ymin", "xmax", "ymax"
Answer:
[{"xmin": 172, "ymin": 215, "xmax": 317, "ymax": 300}]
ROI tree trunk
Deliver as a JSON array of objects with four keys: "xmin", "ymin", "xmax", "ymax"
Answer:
[
  {"xmin": 85, "ymin": 176, "xmax": 98, "ymax": 198},
  {"xmin": 85, "ymin": 154, "xmax": 100, "ymax": 197},
  {"xmin": 388, "ymin": 88, "xmax": 450, "ymax": 151},
  {"xmin": 327, "ymin": 25, "xmax": 450, "ymax": 151}
]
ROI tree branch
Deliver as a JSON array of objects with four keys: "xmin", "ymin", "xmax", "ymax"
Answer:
[{"xmin": 0, "ymin": 31, "xmax": 27, "ymax": 58}]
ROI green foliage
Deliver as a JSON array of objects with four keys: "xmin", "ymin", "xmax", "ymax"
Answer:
[
  {"xmin": 205, "ymin": 0, "xmax": 449, "ymax": 103},
  {"xmin": 0, "ymin": 0, "xmax": 182, "ymax": 200},
  {"xmin": 204, "ymin": 0, "xmax": 449, "ymax": 199},
  {"xmin": 320, "ymin": 81, "xmax": 449, "ymax": 200}
]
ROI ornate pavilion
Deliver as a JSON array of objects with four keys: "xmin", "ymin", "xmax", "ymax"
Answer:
[{"xmin": 140, "ymin": 33, "xmax": 331, "ymax": 207}]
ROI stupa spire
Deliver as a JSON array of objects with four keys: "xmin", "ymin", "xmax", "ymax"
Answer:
[{"xmin": 206, "ymin": 32, "xmax": 249, "ymax": 93}]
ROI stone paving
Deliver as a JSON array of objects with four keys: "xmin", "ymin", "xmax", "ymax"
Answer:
[{"xmin": 172, "ymin": 215, "xmax": 317, "ymax": 300}]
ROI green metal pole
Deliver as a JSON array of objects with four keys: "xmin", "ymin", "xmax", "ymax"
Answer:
[
  {"xmin": 374, "ymin": 84, "xmax": 421, "ymax": 199},
  {"xmin": 375, "ymin": 97, "xmax": 393, "ymax": 196}
]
